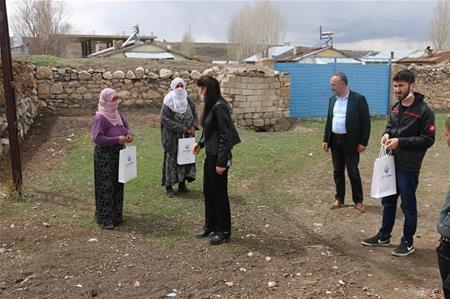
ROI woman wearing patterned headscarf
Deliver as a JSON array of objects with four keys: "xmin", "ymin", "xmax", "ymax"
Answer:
[
  {"xmin": 92, "ymin": 88, "xmax": 133, "ymax": 229},
  {"xmin": 160, "ymin": 78, "xmax": 199, "ymax": 196}
]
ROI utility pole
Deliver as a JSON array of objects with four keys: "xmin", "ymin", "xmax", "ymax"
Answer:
[{"xmin": 0, "ymin": 0, "xmax": 23, "ymax": 191}]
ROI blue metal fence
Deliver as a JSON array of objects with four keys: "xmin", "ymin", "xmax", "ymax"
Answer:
[{"xmin": 275, "ymin": 62, "xmax": 391, "ymax": 118}]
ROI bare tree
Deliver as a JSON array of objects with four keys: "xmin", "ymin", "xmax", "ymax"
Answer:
[
  {"xmin": 227, "ymin": 0, "xmax": 286, "ymax": 61},
  {"xmin": 12, "ymin": 0, "xmax": 72, "ymax": 56},
  {"xmin": 180, "ymin": 26, "xmax": 195, "ymax": 57},
  {"xmin": 429, "ymin": 0, "xmax": 450, "ymax": 49}
]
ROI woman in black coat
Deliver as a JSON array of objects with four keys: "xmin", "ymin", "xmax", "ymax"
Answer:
[
  {"xmin": 192, "ymin": 75, "xmax": 240, "ymax": 245},
  {"xmin": 160, "ymin": 78, "xmax": 199, "ymax": 196}
]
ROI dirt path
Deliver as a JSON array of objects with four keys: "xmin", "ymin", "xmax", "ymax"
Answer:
[{"xmin": 0, "ymin": 110, "xmax": 446, "ymax": 298}]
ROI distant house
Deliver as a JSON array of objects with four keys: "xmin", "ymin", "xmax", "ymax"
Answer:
[
  {"xmin": 275, "ymin": 46, "xmax": 361, "ymax": 64},
  {"xmin": 244, "ymin": 46, "xmax": 294, "ymax": 63},
  {"xmin": 68, "ymin": 33, "xmax": 158, "ymax": 57},
  {"xmin": 395, "ymin": 47, "xmax": 450, "ymax": 66},
  {"xmin": 167, "ymin": 42, "xmax": 232, "ymax": 63},
  {"xmin": 10, "ymin": 44, "xmax": 29, "ymax": 55},
  {"xmin": 7, "ymin": 35, "xmax": 28, "ymax": 55},
  {"xmin": 362, "ymin": 49, "xmax": 420, "ymax": 64},
  {"xmin": 211, "ymin": 60, "xmax": 240, "ymax": 65},
  {"xmin": 88, "ymin": 40, "xmax": 194, "ymax": 61},
  {"xmin": 339, "ymin": 49, "xmax": 373, "ymax": 60}
]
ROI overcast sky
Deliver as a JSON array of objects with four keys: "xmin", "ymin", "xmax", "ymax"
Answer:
[{"xmin": 6, "ymin": 0, "xmax": 441, "ymax": 51}]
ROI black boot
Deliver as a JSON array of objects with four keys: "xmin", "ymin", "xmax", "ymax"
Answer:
[
  {"xmin": 195, "ymin": 227, "xmax": 213, "ymax": 238},
  {"xmin": 166, "ymin": 186, "xmax": 175, "ymax": 197},
  {"xmin": 210, "ymin": 232, "xmax": 230, "ymax": 245},
  {"xmin": 178, "ymin": 181, "xmax": 190, "ymax": 193}
]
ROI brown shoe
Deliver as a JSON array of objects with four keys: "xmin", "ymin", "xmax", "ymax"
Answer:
[
  {"xmin": 331, "ymin": 200, "xmax": 343, "ymax": 210},
  {"xmin": 355, "ymin": 202, "xmax": 367, "ymax": 213}
]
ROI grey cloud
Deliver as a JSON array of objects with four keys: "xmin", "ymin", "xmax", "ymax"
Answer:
[
  {"xmin": 282, "ymin": 1, "xmax": 435, "ymax": 45},
  {"xmin": 8, "ymin": 0, "xmax": 437, "ymax": 48}
]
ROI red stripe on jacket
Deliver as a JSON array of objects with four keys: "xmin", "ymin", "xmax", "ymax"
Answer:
[{"xmin": 404, "ymin": 111, "xmax": 422, "ymax": 119}]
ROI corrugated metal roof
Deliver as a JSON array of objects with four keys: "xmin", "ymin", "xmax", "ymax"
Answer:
[
  {"xmin": 212, "ymin": 61, "xmax": 239, "ymax": 64},
  {"xmin": 125, "ymin": 52, "xmax": 175, "ymax": 59},
  {"xmin": 244, "ymin": 46, "xmax": 294, "ymax": 62},
  {"xmin": 244, "ymin": 54, "xmax": 260, "ymax": 63},
  {"xmin": 269, "ymin": 46, "xmax": 294, "ymax": 57},
  {"xmin": 276, "ymin": 47, "xmax": 357, "ymax": 63},
  {"xmin": 396, "ymin": 49, "xmax": 450, "ymax": 64},
  {"xmin": 87, "ymin": 40, "xmax": 193, "ymax": 60},
  {"xmin": 296, "ymin": 57, "xmax": 362, "ymax": 64},
  {"xmin": 362, "ymin": 49, "xmax": 420, "ymax": 63},
  {"xmin": 275, "ymin": 47, "xmax": 319, "ymax": 62}
]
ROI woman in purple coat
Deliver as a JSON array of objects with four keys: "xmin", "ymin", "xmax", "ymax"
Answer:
[{"xmin": 92, "ymin": 88, "xmax": 133, "ymax": 229}]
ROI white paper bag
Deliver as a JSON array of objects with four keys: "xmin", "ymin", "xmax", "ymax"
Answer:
[
  {"xmin": 177, "ymin": 137, "xmax": 196, "ymax": 165},
  {"xmin": 370, "ymin": 146, "xmax": 396, "ymax": 198},
  {"xmin": 118, "ymin": 146, "xmax": 137, "ymax": 183}
]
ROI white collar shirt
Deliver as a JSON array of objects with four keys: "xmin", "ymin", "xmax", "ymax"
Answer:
[{"xmin": 332, "ymin": 91, "xmax": 350, "ymax": 134}]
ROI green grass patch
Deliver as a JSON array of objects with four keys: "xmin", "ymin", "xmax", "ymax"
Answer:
[
  {"xmin": 25, "ymin": 55, "xmax": 59, "ymax": 66},
  {"xmin": 4, "ymin": 113, "xmax": 447, "ymax": 244}
]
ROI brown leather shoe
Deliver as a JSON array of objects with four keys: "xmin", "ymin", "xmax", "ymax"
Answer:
[
  {"xmin": 331, "ymin": 199, "xmax": 343, "ymax": 210},
  {"xmin": 355, "ymin": 202, "xmax": 367, "ymax": 213}
]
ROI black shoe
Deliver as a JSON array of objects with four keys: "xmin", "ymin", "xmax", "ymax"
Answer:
[
  {"xmin": 361, "ymin": 233, "xmax": 390, "ymax": 247},
  {"xmin": 195, "ymin": 228, "xmax": 213, "ymax": 238},
  {"xmin": 210, "ymin": 232, "xmax": 230, "ymax": 245},
  {"xmin": 100, "ymin": 224, "xmax": 114, "ymax": 230},
  {"xmin": 114, "ymin": 219, "xmax": 124, "ymax": 226},
  {"xmin": 178, "ymin": 182, "xmax": 190, "ymax": 193},
  {"xmin": 391, "ymin": 242, "xmax": 415, "ymax": 257},
  {"xmin": 166, "ymin": 186, "xmax": 175, "ymax": 197}
]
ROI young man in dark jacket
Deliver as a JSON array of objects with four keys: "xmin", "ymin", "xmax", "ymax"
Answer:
[{"xmin": 361, "ymin": 69, "xmax": 435, "ymax": 257}]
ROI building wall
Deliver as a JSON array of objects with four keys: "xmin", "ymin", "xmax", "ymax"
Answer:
[{"xmin": 108, "ymin": 44, "xmax": 189, "ymax": 60}]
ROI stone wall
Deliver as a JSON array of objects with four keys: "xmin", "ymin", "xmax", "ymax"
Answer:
[
  {"xmin": 34, "ymin": 65, "xmax": 290, "ymax": 130},
  {"xmin": 220, "ymin": 69, "xmax": 290, "ymax": 130},
  {"xmin": 0, "ymin": 60, "xmax": 39, "ymax": 158},
  {"xmin": 392, "ymin": 64, "xmax": 450, "ymax": 109},
  {"xmin": 35, "ymin": 66, "xmax": 204, "ymax": 109}
]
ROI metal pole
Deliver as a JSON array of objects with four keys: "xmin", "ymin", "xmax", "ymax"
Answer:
[
  {"xmin": 387, "ymin": 58, "xmax": 392, "ymax": 115},
  {"xmin": 0, "ymin": 0, "xmax": 23, "ymax": 191}
]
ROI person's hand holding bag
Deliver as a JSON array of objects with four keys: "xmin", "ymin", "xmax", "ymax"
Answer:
[{"xmin": 192, "ymin": 143, "xmax": 201, "ymax": 155}]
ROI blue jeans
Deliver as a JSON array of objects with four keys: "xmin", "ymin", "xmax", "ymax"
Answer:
[{"xmin": 378, "ymin": 168, "xmax": 419, "ymax": 246}]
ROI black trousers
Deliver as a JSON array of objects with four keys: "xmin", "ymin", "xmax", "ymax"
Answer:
[
  {"xmin": 203, "ymin": 155, "xmax": 231, "ymax": 233},
  {"xmin": 330, "ymin": 134, "xmax": 363, "ymax": 204},
  {"xmin": 437, "ymin": 240, "xmax": 450, "ymax": 299},
  {"xmin": 94, "ymin": 144, "xmax": 124, "ymax": 226}
]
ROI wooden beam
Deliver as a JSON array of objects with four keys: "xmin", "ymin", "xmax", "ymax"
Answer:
[{"xmin": 0, "ymin": 0, "xmax": 23, "ymax": 191}]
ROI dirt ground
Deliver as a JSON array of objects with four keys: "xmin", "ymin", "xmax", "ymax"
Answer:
[{"xmin": 0, "ymin": 109, "xmax": 447, "ymax": 299}]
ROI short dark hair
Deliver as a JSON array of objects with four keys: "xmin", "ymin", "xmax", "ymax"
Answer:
[
  {"xmin": 332, "ymin": 72, "xmax": 348, "ymax": 85},
  {"xmin": 393, "ymin": 69, "xmax": 415, "ymax": 84}
]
